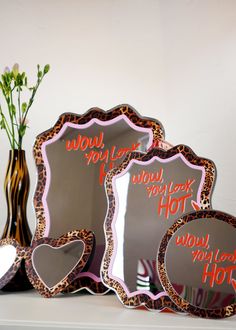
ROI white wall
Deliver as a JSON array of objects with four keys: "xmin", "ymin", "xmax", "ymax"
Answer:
[{"xmin": 0, "ymin": 0, "xmax": 235, "ymax": 235}]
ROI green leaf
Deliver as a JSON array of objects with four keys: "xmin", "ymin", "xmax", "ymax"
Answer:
[
  {"xmin": 24, "ymin": 77, "xmax": 27, "ymax": 86},
  {"xmin": 43, "ymin": 64, "xmax": 50, "ymax": 74},
  {"xmin": 37, "ymin": 70, "xmax": 42, "ymax": 78},
  {"xmin": 19, "ymin": 124, "xmax": 27, "ymax": 137},
  {"xmin": 21, "ymin": 102, "xmax": 27, "ymax": 113},
  {"xmin": 0, "ymin": 119, "xmax": 5, "ymax": 129},
  {"xmin": 11, "ymin": 104, "xmax": 16, "ymax": 116}
]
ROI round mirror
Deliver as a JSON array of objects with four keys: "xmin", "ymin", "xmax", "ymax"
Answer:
[{"xmin": 157, "ymin": 210, "xmax": 236, "ymax": 318}]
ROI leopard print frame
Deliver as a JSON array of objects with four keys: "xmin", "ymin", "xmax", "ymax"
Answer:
[
  {"xmin": 157, "ymin": 210, "xmax": 236, "ymax": 318},
  {"xmin": 33, "ymin": 104, "xmax": 164, "ymax": 294},
  {"xmin": 25, "ymin": 229, "xmax": 94, "ymax": 298},
  {"xmin": 0, "ymin": 238, "xmax": 29, "ymax": 290},
  {"xmin": 101, "ymin": 145, "xmax": 216, "ymax": 311}
]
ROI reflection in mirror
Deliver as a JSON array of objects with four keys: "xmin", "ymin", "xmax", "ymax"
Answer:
[
  {"xmin": 0, "ymin": 245, "xmax": 17, "ymax": 278},
  {"xmin": 158, "ymin": 210, "xmax": 236, "ymax": 318},
  {"xmin": 32, "ymin": 241, "xmax": 84, "ymax": 289},
  {"xmin": 34, "ymin": 105, "xmax": 164, "ymax": 294},
  {"xmin": 102, "ymin": 146, "xmax": 216, "ymax": 310},
  {"xmin": 0, "ymin": 238, "xmax": 25, "ymax": 290}
]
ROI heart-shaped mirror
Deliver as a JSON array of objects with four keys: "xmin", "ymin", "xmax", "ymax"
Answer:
[
  {"xmin": 101, "ymin": 145, "xmax": 216, "ymax": 311},
  {"xmin": 157, "ymin": 210, "xmax": 236, "ymax": 318},
  {"xmin": 26, "ymin": 229, "xmax": 94, "ymax": 297},
  {"xmin": 33, "ymin": 105, "xmax": 165, "ymax": 294},
  {"xmin": 0, "ymin": 239, "xmax": 28, "ymax": 290}
]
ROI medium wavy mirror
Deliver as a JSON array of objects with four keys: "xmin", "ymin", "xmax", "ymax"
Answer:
[
  {"xmin": 33, "ymin": 105, "xmax": 164, "ymax": 294},
  {"xmin": 102, "ymin": 146, "xmax": 216, "ymax": 310},
  {"xmin": 158, "ymin": 210, "xmax": 236, "ymax": 318}
]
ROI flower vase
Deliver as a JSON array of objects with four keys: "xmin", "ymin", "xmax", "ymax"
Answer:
[{"xmin": 1, "ymin": 149, "xmax": 32, "ymax": 291}]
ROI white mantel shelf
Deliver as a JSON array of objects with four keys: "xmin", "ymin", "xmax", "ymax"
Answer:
[{"xmin": 0, "ymin": 291, "xmax": 235, "ymax": 330}]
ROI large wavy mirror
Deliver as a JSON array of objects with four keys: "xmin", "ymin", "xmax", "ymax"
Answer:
[
  {"xmin": 102, "ymin": 146, "xmax": 216, "ymax": 310},
  {"xmin": 158, "ymin": 210, "xmax": 236, "ymax": 318},
  {"xmin": 33, "ymin": 105, "xmax": 164, "ymax": 294}
]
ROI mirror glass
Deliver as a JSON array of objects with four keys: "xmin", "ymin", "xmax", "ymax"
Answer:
[
  {"xmin": 0, "ymin": 245, "xmax": 17, "ymax": 278},
  {"xmin": 34, "ymin": 106, "xmax": 164, "ymax": 294},
  {"xmin": 165, "ymin": 218, "xmax": 236, "ymax": 309},
  {"xmin": 102, "ymin": 147, "xmax": 215, "ymax": 309},
  {"xmin": 32, "ymin": 240, "xmax": 84, "ymax": 289},
  {"xmin": 113, "ymin": 156, "xmax": 204, "ymax": 292}
]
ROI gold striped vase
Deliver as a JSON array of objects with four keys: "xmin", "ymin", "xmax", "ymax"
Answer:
[{"xmin": 1, "ymin": 149, "xmax": 32, "ymax": 291}]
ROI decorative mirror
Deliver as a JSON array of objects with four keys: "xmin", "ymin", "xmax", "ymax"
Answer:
[
  {"xmin": 33, "ymin": 105, "xmax": 165, "ymax": 294},
  {"xmin": 0, "ymin": 238, "xmax": 26, "ymax": 290},
  {"xmin": 157, "ymin": 210, "xmax": 236, "ymax": 318},
  {"xmin": 0, "ymin": 230, "xmax": 94, "ymax": 297},
  {"xmin": 26, "ymin": 229, "xmax": 94, "ymax": 297},
  {"xmin": 101, "ymin": 146, "xmax": 216, "ymax": 310}
]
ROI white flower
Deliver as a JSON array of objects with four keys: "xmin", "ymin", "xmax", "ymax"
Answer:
[
  {"xmin": 4, "ymin": 66, "xmax": 10, "ymax": 73},
  {"xmin": 12, "ymin": 63, "xmax": 19, "ymax": 77}
]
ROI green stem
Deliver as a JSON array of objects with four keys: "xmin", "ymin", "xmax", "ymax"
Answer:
[
  {"xmin": 22, "ymin": 74, "xmax": 44, "ymax": 123},
  {"xmin": 0, "ymin": 112, "xmax": 14, "ymax": 149},
  {"xmin": 4, "ymin": 123, "xmax": 14, "ymax": 149},
  {"xmin": 17, "ymin": 87, "xmax": 22, "ymax": 148},
  {"xmin": 9, "ymin": 89, "xmax": 16, "ymax": 149},
  {"xmin": 1, "ymin": 87, "xmax": 15, "ymax": 148}
]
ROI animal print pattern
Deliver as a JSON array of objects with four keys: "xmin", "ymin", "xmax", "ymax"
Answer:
[
  {"xmin": 25, "ymin": 229, "xmax": 94, "ymax": 298},
  {"xmin": 0, "ymin": 238, "xmax": 29, "ymax": 289},
  {"xmin": 62, "ymin": 277, "xmax": 109, "ymax": 295},
  {"xmin": 101, "ymin": 146, "xmax": 216, "ymax": 311},
  {"xmin": 33, "ymin": 105, "xmax": 164, "ymax": 294},
  {"xmin": 157, "ymin": 210, "xmax": 236, "ymax": 318}
]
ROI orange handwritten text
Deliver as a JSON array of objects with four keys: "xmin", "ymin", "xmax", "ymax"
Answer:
[
  {"xmin": 175, "ymin": 233, "xmax": 236, "ymax": 288},
  {"xmin": 192, "ymin": 249, "xmax": 236, "ymax": 264},
  {"xmin": 132, "ymin": 169, "xmax": 163, "ymax": 185},
  {"xmin": 84, "ymin": 143, "xmax": 140, "ymax": 166},
  {"xmin": 157, "ymin": 193, "xmax": 192, "ymax": 219},
  {"xmin": 202, "ymin": 263, "xmax": 236, "ymax": 288},
  {"xmin": 66, "ymin": 132, "xmax": 104, "ymax": 151},
  {"xmin": 66, "ymin": 132, "xmax": 141, "ymax": 185},
  {"xmin": 146, "ymin": 179, "xmax": 195, "ymax": 198},
  {"xmin": 175, "ymin": 233, "xmax": 210, "ymax": 249}
]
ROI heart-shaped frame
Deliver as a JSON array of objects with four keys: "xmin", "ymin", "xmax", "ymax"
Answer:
[{"xmin": 25, "ymin": 229, "xmax": 94, "ymax": 297}]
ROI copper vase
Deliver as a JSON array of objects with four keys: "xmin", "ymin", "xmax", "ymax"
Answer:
[{"xmin": 1, "ymin": 149, "xmax": 32, "ymax": 291}]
